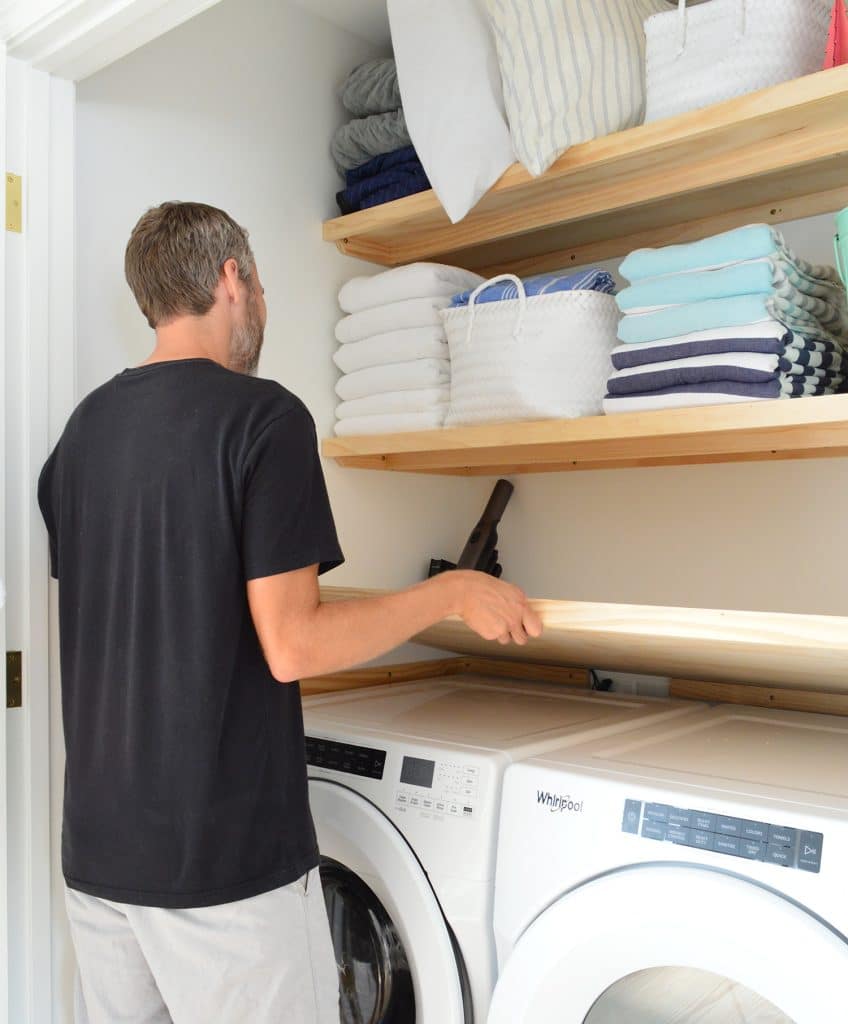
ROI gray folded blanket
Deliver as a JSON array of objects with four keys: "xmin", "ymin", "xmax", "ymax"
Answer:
[
  {"xmin": 341, "ymin": 59, "xmax": 401, "ymax": 117},
  {"xmin": 331, "ymin": 109, "xmax": 411, "ymax": 172}
]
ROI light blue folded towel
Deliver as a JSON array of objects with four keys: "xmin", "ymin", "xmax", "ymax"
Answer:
[
  {"xmin": 619, "ymin": 294, "xmax": 847, "ymax": 347},
  {"xmin": 620, "ymin": 224, "xmax": 843, "ymax": 288},
  {"xmin": 618, "ymin": 261, "xmax": 774, "ymax": 311}
]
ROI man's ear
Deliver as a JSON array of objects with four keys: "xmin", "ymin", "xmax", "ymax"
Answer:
[{"xmin": 220, "ymin": 258, "xmax": 243, "ymax": 305}]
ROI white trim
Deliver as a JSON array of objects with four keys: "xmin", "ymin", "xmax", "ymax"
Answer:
[
  {"xmin": 22, "ymin": 65, "xmax": 54, "ymax": 1024},
  {"xmin": 3, "ymin": 58, "xmax": 71, "ymax": 1024},
  {"xmin": 4, "ymin": 0, "xmax": 224, "ymax": 80},
  {"xmin": 47, "ymin": 72, "xmax": 76, "ymax": 1024},
  {"xmin": 0, "ymin": 38, "xmax": 9, "ymax": 1024}
]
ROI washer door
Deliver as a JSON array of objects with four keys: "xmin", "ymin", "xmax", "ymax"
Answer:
[
  {"xmin": 309, "ymin": 779, "xmax": 467, "ymax": 1024},
  {"xmin": 489, "ymin": 865, "xmax": 848, "ymax": 1024}
]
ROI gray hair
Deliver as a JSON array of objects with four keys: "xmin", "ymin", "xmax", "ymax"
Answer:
[{"xmin": 125, "ymin": 201, "xmax": 254, "ymax": 329}]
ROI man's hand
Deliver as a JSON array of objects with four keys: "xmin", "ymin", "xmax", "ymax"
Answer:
[{"xmin": 449, "ymin": 570, "xmax": 542, "ymax": 646}]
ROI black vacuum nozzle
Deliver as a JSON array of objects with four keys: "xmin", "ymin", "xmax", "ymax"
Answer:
[{"xmin": 428, "ymin": 479, "xmax": 514, "ymax": 579}]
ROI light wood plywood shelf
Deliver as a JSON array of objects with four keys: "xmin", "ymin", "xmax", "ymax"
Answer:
[
  {"xmin": 320, "ymin": 588, "xmax": 848, "ymax": 694},
  {"xmin": 324, "ymin": 67, "xmax": 848, "ymax": 276},
  {"xmin": 323, "ymin": 395, "xmax": 848, "ymax": 475}
]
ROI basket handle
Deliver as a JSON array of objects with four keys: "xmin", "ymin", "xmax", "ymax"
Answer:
[
  {"xmin": 465, "ymin": 274, "xmax": 527, "ymax": 346},
  {"xmin": 675, "ymin": 0, "xmax": 747, "ymax": 57}
]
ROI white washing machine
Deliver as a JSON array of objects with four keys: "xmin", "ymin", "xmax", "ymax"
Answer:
[
  {"xmin": 490, "ymin": 703, "xmax": 848, "ymax": 1024},
  {"xmin": 302, "ymin": 674, "xmax": 700, "ymax": 1024}
]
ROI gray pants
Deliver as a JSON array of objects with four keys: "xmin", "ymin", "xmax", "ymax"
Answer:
[{"xmin": 66, "ymin": 868, "xmax": 340, "ymax": 1024}]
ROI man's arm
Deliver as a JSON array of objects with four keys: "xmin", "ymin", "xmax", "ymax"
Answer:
[{"xmin": 247, "ymin": 566, "xmax": 543, "ymax": 683}]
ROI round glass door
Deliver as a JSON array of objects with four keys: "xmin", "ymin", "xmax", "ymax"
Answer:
[
  {"xmin": 320, "ymin": 857, "xmax": 415, "ymax": 1024},
  {"xmin": 584, "ymin": 966, "xmax": 796, "ymax": 1023}
]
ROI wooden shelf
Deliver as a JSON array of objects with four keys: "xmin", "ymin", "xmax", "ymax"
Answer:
[
  {"xmin": 323, "ymin": 67, "xmax": 848, "ymax": 276},
  {"xmin": 323, "ymin": 395, "xmax": 848, "ymax": 475},
  {"xmin": 320, "ymin": 588, "xmax": 848, "ymax": 694}
]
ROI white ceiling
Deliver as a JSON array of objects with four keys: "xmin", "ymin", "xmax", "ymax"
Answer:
[{"xmin": 293, "ymin": 0, "xmax": 391, "ymax": 48}]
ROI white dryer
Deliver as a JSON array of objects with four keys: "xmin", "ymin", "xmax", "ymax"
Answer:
[
  {"xmin": 302, "ymin": 675, "xmax": 700, "ymax": 1024},
  {"xmin": 490, "ymin": 703, "xmax": 848, "ymax": 1024}
]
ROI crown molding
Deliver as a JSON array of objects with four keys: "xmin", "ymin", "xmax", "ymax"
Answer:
[{"xmin": 1, "ymin": 0, "xmax": 222, "ymax": 80}]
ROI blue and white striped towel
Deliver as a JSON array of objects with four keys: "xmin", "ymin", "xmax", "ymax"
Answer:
[{"xmin": 451, "ymin": 268, "xmax": 616, "ymax": 307}]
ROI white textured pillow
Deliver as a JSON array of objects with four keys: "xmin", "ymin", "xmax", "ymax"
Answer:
[
  {"xmin": 486, "ymin": 0, "xmax": 668, "ymax": 176},
  {"xmin": 388, "ymin": 0, "xmax": 515, "ymax": 224}
]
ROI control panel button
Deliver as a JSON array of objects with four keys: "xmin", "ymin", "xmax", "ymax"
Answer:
[
  {"xmin": 766, "ymin": 844, "xmax": 793, "ymax": 867},
  {"xmin": 798, "ymin": 831, "xmax": 824, "ymax": 873},
  {"xmin": 621, "ymin": 799, "xmax": 642, "ymax": 834},
  {"xmin": 644, "ymin": 803, "xmax": 670, "ymax": 824},
  {"xmin": 739, "ymin": 840, "xmax": 765, "ymax": 860},
  {"xmin": 768, "ymin": 825, "xmax": 796, "ymax": 848},
  {"xmin": 668, "ymin": 809, "xmax": 693, "ymax": 828},
  {"xmin": 689, "ymin": 830, "xmax": 714, "ymax": 852},
  {"xmin": 714, "ymin": 835, "xmax": 741, "ymax": 856},
  {"xmin": 666, "ymin": 825, "xmax": 690, "ymax": 845},
  {"xmin": 641, "ymin": 822, "xmax": 666, "ymax": 841},
  {"xmin": 306, "ymin": 737, "xmax": 386, "ymax": 780},
  {"xmin": 741, "ymin": 821, "xmax": 769, "ymax": 842},
  {"xmin": 715, "ymin": 816, "xmax": 742, "ymax": 837},
  {"xmin": 690, "ymin": 812, "xmax": 716, "ymax": 832}
]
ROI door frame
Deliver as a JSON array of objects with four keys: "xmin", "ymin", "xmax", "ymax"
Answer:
[{"xmin": 1, "ymin": 4, "xmax": 227, "ymax": 1021}]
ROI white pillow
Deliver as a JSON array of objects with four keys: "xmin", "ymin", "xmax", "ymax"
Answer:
[
  {"xmin": 388, "ymin": 0, "xmax": 515, "ymax": 224},
  {"xmin": 485, "ymin": 0, "xmax": 668, "ymax": 177}
]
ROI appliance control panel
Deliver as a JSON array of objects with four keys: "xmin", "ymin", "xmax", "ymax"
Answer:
[
  {"xmin": 621, "ymin": 799, "xmax": 823, "ymax": 873},
  {"xmin": 395, "ymin": 755, "xmax": 479, "ymax": 820},
  {"xmin": 305, "ymin": 736, "xmax": 385, "ymax": 780}
]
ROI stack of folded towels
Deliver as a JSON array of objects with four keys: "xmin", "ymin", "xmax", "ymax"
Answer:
[
  {"xmin": 332, "ymin": 59, "xmax": 429, "ymax": 215},
  {"xmin": 604, "ymin": 224, "xmax": 848, "ymax": 414},
  {"xmin": 334, "ymin": 263, "xmax": 484, "ymax": 436}
]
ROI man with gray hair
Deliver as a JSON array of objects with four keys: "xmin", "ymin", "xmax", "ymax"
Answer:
[{"xmin": 38, "ymin": 201, "xmax": 541, "ymax": 1023}]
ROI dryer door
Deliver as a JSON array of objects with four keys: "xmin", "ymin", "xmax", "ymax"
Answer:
[
  {"xmin": 309, "ymin": 779, "xmax": 467, "ymax": 1024},
  {"xmin": 489, "ymin": 864, "xmax": 848, "ymax": 1024}
]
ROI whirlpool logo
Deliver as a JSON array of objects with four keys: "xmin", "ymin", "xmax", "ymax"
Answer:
[{"xmin": 536, "ymin": 790, "xmax": 584, "ymax": 814}]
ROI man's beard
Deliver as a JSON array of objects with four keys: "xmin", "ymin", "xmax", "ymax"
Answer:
[{"xmin": 229, "ymin": 291, "xmax": 264, "ymax": 376}]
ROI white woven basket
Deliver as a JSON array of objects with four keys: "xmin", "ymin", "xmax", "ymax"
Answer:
[
  {"xmin": 442, "ymin": 275, "xmax": 619, "ymax": 427},
  {"xmin": 644, "ymin": 0, "xmax": 832, "ymax": 124}
]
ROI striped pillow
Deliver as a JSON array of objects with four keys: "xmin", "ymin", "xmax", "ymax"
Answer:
[{"xmin": 485, "ymin": 0, "xmax": 668, "ymax": 176}]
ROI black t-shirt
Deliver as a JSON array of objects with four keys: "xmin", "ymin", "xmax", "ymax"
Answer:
[{"xmin": 37, "ymin": 359, "xmax": 343, "ymax": 908}]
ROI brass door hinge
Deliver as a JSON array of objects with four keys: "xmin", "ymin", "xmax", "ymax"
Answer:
[
  {"xmin": 6, "ymin": 652, "xmax": 22, "ymax": 709},
  {"xmin": 6, "ymin": 173, "xmax": 22, "ymax": 233}
]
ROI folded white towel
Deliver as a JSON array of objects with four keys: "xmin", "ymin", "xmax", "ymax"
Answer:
[
  {"xmin": 603, "ymin": 391, "xmax": 768, "ymax": 415},
  {"xmin": 336, "ymin": 387, "xmax": 450, "ymax": 419},
  {"xmin": 336, "ymin": 297, "xmax": 452, "ymax": 344},
  {"xmin": 335, "ymin": 358, "xmax": 451, "ymax": 401},
  {"xmin": 334, "ymin": 409, "xmax": 447, "ymax": 436},
  {"xmin": 338, "ymin": 263, "xmax": 484, "ymax": 314},
  {"xmin": 333, "ymin": 326, "xmax": 448, "ymax": 374}
]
